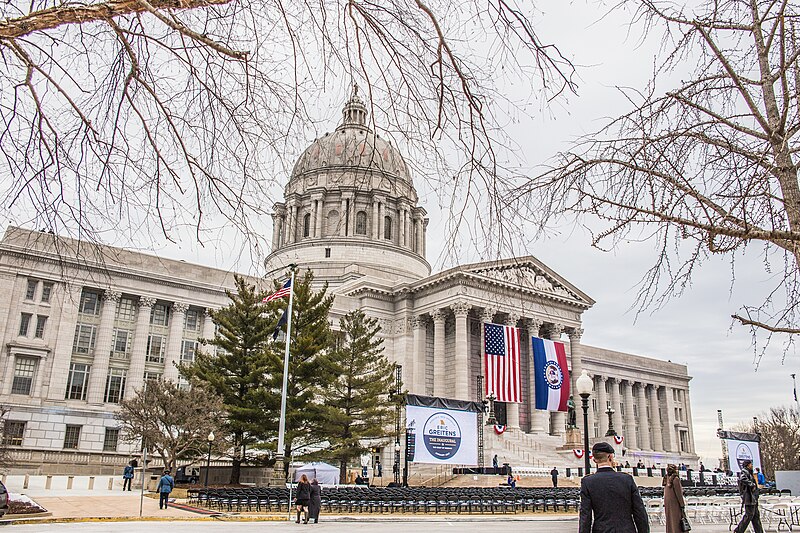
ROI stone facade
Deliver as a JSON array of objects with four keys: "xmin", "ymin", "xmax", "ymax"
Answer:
[{"xmin": 0, "ymin": 90, "xmax": 697, "ymax": 474}]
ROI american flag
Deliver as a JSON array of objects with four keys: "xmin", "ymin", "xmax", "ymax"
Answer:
[
  {"xmin": 484, "ymin": 323, "xmax": 521, "ymax": 403},
  {"xmin": 263, "ymin": 278, "xmax": 292, "ymax": 303}
]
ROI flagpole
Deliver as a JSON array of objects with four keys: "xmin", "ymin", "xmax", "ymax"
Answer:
[{"xmin": 276, "ymin": 268, "xmax": 296, "ymax": 485}]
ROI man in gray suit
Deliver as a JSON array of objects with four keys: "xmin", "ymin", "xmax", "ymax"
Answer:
[{"xmin": 579, "ymin": 442, "xmax": 650, "ymax": 533}]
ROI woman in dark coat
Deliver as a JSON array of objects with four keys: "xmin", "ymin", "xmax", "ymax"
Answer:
[
  {"xmin": 295, "ymin": 474, "xmax": 312, "ymax": 523},
  {"xmin": 308, "ymin": 478, "xmax": 322, "ymax": 523},
  {"xmin": 663, "ymin": 463, "xmax": 686, "ymax": 533}
]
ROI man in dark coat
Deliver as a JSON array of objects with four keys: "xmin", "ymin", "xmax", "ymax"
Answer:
[
  {"xmin": 734, "ymin": 460, "xmax": 764, "ymax": 533},
  {"xmin": 551, "ymin": 467, "xmax": 559, "ymax": 487},
  {"xmin": 579, "ymin": 442, "xmax": 650, "ymax": 533},
  {"xmin": 308, "ymin": 478, "xmax": 322, "ymax": 523}
]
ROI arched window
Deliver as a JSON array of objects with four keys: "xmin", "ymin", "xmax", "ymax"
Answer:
[
  {"xmin": 303, "ymin": 213, "xmax": 311, "ymax": 238},
  {"xmin": 384, "ymin": 216, "xmax": 393, "ymax": 240},
  {"xmin": 326, "ymin": 210, "xmax": 340, "ymax": 236},
  {"xmin": 355, "ymin": 211, "xmax": 367, "ymax": 235}
]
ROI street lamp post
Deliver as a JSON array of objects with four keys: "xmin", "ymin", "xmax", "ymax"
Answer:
[
  {"xmin": 204, "ymin": 431, "xmax": 215, "ymax": 487},
  {"xmin": 605, "ymin": 406, "xmax": 616, "ymax": 437},
  {"xmin": 394, "ymin": 440, "xmax": 401, "ymax": 486},
  {"xmin": 576, "ymin": 370, "xmax": 594, "ymax": 476}
]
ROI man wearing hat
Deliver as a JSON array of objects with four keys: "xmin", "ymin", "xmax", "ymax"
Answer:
[
  {"xmin": 579, "ymin": 442, "xmax": 649, "ymax": 533},
  {"xmin": 734, "ymin": 459, "xmax": 763, "ymax": 533}
]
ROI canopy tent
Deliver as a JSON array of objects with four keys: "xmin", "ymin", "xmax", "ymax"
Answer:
[{"xmin": 293, "ymin": 462, "xmax": 341, "ymax": 485}]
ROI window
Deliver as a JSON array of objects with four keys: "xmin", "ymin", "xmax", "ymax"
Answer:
[
  {"xmin": 3, "ymin": 421, "xmax": 25, "ymax": 446},
  {"xmin": 116, "ymin": 297, "xmax": 137, "ymax": 322},
  {"xmin": 181, "ymin": 340, "xmax": 197, "ymax": 364},
  {"xmin": 79, "ymin": 290, "xmax": 101, "ymax": 315},
  {"xmin": 150, "ymin": 303, "xmax": 169, "ymax": 326},
  {"xmin": 679, "ymin": 430, "xmax": 690, "ymax": 453},
  {"xmin": 40, "ymin": 282, "xmax": 53, "ymax": 303},
  {"xmin": 111, "ymin": 329, "xmax": 132, "ymax": 357},
  {"xmin": 11, "ymin": 357, "xmax": 36, "ymax": 395},
  {"xmin": 73, "ymin": 324, "xmax": 97, "ymax": 354},
  {"xmin": 384, "ymin": 216, "xmax": 392, "ymax": 240},
  {"xmin": 303, "ymin": 213, "xmax": 311, "ymax": 237},
  {"xmin": 355, "ymin": 211, "xmax": 367, "ymax": 235},
  {"xmin": 63, "ymin": 425, "xmax": 81, "ymax": 449},
  {"xmin": 184, "ymin": 309, "xmax": 201, "ymax": 332},
  {"xmin": 34, "ymin": 315, "xmax": 47, "ymax": 338},
  {"xmin": 18, "ymin": 313, "xmax": 32, "ymax": 336},
  {"xmin": 143, "ymin": 371, "xmax": 162, "ymax": 383},
  {"xmin": 103, "ymin": 428, "xmax": 120, "ymax": 452},
  {"xmin": 65, "ymin": 362, "xmax": 90, "ymax": 400},
  {"xmin": 104, "ymin": 369, "xmax": 127, "ymax": 403},
  {"xmin": 146, "ymin": 335, "xmax": 166, "ymax": 363},
  {"xmin": 25, "ymin": 279, "xmax": 37, "ymax": 300},
  {"xmin": 325, "ymin": 248, "xmax": 331, "ymax": 258}
]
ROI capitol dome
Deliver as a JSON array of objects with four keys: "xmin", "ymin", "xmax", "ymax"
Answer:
[
  {"xmin": 266, "ymin": 87, "xmax": 431, "ymax": 287},
  {"xmin": 290, "ymin": 89, "xmax": 411, "ymax": 184}
]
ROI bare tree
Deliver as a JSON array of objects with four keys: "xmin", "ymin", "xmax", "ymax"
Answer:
[
  {"xmin": 116, "ymin": 379, "xmax": 225, "ymax": 471},
  {"xmin": 526, "ymin": 0, "xmax": 800, "ymax": 352},
  {"xmin": 1, "ymin": 0, "xmax": 574, "ymax": 262},
  {"xmin": 0, "ymin": 405, "xmax": 11, "ymax": 473}
]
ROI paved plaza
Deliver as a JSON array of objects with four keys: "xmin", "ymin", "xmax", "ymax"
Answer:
[{"xmin": 10, "ymin": 517, "xmax": 726, "ymax": 532}]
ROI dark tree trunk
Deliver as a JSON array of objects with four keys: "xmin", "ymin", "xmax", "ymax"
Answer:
[{"xmin": 340, "ymin": 460, "xmax": 347, "ymax": 484}]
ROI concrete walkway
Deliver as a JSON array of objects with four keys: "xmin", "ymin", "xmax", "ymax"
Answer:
[{"xmin": 17, "ymin": 492, "xmax": 200, "ymax": 520}]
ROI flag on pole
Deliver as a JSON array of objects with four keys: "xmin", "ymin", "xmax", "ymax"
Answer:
[
  {"xmin": 263, "ymin": 278, "xmax": 292, "ymax": 302},
  {"xmin": 272, "ymin": 309, "xmax": 287, "ymax": 340},
  {"xmin": 484, "ymin": 323, "xmax": 521, "ymax": 403},
  {"xmin": 532, "ymin": 336, "xmax": 571, "ymax": 411}
]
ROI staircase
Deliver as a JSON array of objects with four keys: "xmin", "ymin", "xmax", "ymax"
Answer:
[{"xmin": 485, "ymin": 428, "xmax": 579, "ymax": 471}]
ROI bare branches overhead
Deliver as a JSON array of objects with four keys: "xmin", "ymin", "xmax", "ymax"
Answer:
[
  {"xmin": 526, "ymin": 0, "xmax": 800, "ymax": 344},
  {"xmin": 0, "ymin": 0, "xmax": 574, "ymax": 265}
]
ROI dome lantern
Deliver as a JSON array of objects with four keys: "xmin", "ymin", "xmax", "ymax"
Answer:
[{"xmin": 340, "ymin": 84, "xmax": 368, "ymax": 128}]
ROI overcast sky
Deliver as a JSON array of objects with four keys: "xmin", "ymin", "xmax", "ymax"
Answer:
[{"xmin": 10, "ymin": 1, "xmax": 793, "ymax": 466}]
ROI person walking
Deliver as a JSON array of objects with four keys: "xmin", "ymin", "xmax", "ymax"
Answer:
[
  {"xmin": 734, "ymin": 460, "xmax": 764, "ymax": 533},
  {"xmin": 157, "ymin": 469, "xmax": 174, "ymax": 510},
  {"xmin": 663, "ymin": 464, "xmax": 686, "ymax": 533},
  {"xmin": 122, "ymin": 461, "xmax": 135, "ymax": 491},
  {"xmin": 551, "ymin": 467, "xmax": 559, "ymax": 487},
  {"xmin": 579, "ymin": 442, "xmax": 650, "ymax": 533},
  {"xmin": 308, "ymin": 478, "xmax": 322, "ymax": 524},
  {"xmin": 492, "ymin": 454, "xmax": 499, "ymax": 472},
  {"xmin": 295, "ymin": 474, "xmax": 312, "ymax": 524}
]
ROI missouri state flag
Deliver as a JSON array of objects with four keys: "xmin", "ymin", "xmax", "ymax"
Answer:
[
  {"xmin": 532, "ymin": 337, "xmax": 570, "ymax": 411},
  {"xmin": 484, "ymin": 323, "xmax": 521, "ymax": 403}
]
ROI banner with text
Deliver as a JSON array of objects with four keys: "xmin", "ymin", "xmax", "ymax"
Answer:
[
  {"xmin": 725, "ymin": 437, "xmax": 762, "ymax": 474},
  {"xmin": 406, "ymin": 396, "xmax": 479, "ymax": 466}
]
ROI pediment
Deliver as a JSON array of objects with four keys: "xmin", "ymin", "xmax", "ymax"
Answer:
[{"xmin": 463, "ymin": 258, "xmax": 594, "ymax": 306}]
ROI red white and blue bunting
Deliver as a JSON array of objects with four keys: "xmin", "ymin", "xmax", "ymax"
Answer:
[
  {"xmin": 573, "ymin": 449, "xmax": 593, "ymax": 459},
  {"xmin": 494, "ymin": 425, "xmax": 507, "ymax": 435},
  {"xmin": 613, "ymin": 435, "xmax": 624, "ymax": 445}
]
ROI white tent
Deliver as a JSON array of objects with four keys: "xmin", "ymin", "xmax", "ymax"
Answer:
[{"xmin": 293, "ymin": 462, "xmax": 341, "ymax": 485}]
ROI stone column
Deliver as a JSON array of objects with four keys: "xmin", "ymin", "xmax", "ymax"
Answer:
[
  {"xmin": 546, "ymin": 323, "xmax": 565, "ymax": 435},
  {"xmin": 347, "ymin": 194, "xmax": 356, "ymax": 238},
  {"xmin": 597, "ymin": 376, "xmax": 609, "ymax": 436},
  {"xmin": 163, "ymin": 302, "xmax": 188, "ymax": 382},
  {"xmin": 46, "ymin": 284, "xmax": 83, "ymax": 401},
  {"xmin": 504, "ymin": 313, "xmax": 521, "ymax": 429},
  {"xmin": 648, "ymin": 385, "xmax": 664, "ymax": 451},
  {"xmin": 432, "ymin": 309, "xmax": 447, "ymax": 397},
  {"xmin": 422, "ymin": 219, "xmax": 428, "ymax": 257},
  {"xmin": 412, "ymin": 317, "xmax": 427, "ymax": 394},
  {"xmin": 610, "ymin": 378, "xmax": 623, "ymax": 436},
  {"xmin": 372, "ymin": 198, "xmax": 380, "ymax": 239},
  {"xmin": 584, "ymin": 373, "xmax": 596, "ymax": 439},
  {"xmin": 662, "ymin": 386, "xmax": 676, "ymax": 452},
  {"xmin": 414, "ymin": 215, "xmax": 422, "ymax": 253},
  {"xmin": 524, "ymin": 318, "xmax": 546, "ymax": 433},
  {"xmin": 479, "ymin": 308, "xmax": 495, "ymax": 400},
  {"xmin": 636, "ymin": 382, "xmax": 651, "ymax": 450},
  {"xmin": 452, "ymin": 302, "xmax": 471, "ymax": 401},
  {"xmin": 340, "ymin": 197, "xmax": 348, "ymax": 236},
  {"xmin": 311, "ymin": 198, "xmax": 319, "ymax": 239},
  {"xmin": 126, "ymin": 296, "xmax": 156, "ymax": 399},
  {"xmin": 87, "ymin": 290, "xmax": 121, "ymax": 404},
  {"xmin": 623, "ymin": 380, "xmax": 638, "ymax": 449},
  {"xmin": 399, "ymin": 206, "xmax": 407, "ymax": 248},
  {"xmin": 285, "ymin": 202, "xmax": 295, "ymax": 244},
  {"xmin": 271, "ymin": 213, "xmax": 281, "ymax": 249},
  {"xmin": 568, "ymin": 328, "xmax": 584, "ymax": 396},
  {"xmin": 684, "ymin": 387, "xmax": 696, "ymax": 454}
]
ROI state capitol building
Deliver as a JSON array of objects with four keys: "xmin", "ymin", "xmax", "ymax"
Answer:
[{"xmin": 0, "ymin": 91, "xmax": 698, "ymax": 474}]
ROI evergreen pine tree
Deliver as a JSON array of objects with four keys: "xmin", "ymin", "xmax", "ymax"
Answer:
[
  {"xmin": 180, "ymin": 274, "xmax": 273, "ymax": 484},
  {"xmin": 263, "ymin": 270, "xmax": 335, "ymax": 477},
  {"xmin": 319, "ymin": 309, "xmax": 396, "ymax": 483}
]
